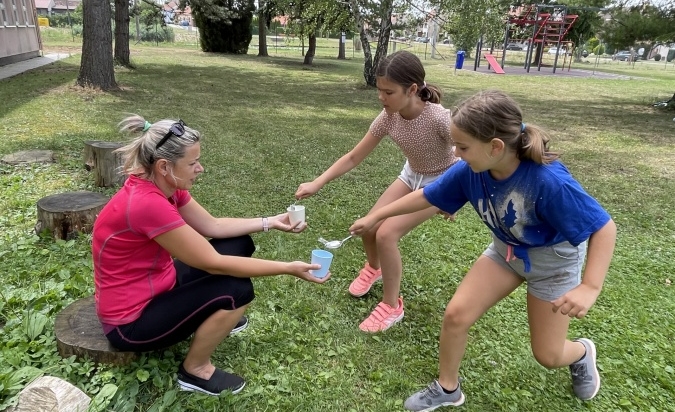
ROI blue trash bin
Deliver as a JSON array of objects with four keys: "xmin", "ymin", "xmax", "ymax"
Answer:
[{"xmin": 455, "ymin": 51, "xmax": 465, "ymax": 70}]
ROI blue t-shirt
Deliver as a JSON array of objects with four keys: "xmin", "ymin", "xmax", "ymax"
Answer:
[{"xmin": 424, "ymin": 160, "xmax": 610, "ymax": 270}]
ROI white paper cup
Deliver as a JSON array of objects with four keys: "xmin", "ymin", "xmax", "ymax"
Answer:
[{"xmin": 287, "ymin": 205, "xmax": 305, "ymax": 226}]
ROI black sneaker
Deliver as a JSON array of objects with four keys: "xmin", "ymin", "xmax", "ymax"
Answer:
[
  {"xmin": 229, "ymin": 316, "xmax": 248, "ymax": 336},
  {"xmin": 177, "ymin": 364, "xmax": 245, "ymax": 396}
]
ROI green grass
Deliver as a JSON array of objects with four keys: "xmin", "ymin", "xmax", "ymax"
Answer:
[{"xmin": 1, "ymin": 30, "xmax": 674, "ymax": 411}]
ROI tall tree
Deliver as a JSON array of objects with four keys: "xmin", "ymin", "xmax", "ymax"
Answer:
[
  {"xmin": 183, "ymin": 0, "xmax": 256, "ymax": 53},
  {"xmin": 603, "ymin": 2, "xmax": 673, "ymax": 51},
  {"xmin": 435, "ymin": 0, "xmax": 509, "ymax": 56},
  {"xmin": 257, "ymin": 0, "xmax": 268, "ymax": 56},
  {"xmin": 77, "ymin": 0, "xmax": 117, "ymax": 90},
  {"xmin": 351, "ymin": 0, "xmax": 394, "ymax": 86},
  {"xmin": 603, "ymin": 1, "xmax": 675, "ymax": 102},
  {"xmin": 114, "ymin": 0, "xmax": 131, "ymax": 67}
]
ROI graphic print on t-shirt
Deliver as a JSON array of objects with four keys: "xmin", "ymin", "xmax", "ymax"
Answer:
[{"xmin": 477, "ymin": 178, "xmax": 527, "ymax": 245}]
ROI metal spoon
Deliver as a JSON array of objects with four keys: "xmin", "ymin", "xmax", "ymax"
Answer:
[{"xmin": 321, "ymin": 235, "xmax": 353, "ymax": 249}]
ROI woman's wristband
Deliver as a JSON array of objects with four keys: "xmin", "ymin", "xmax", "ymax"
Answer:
[{"xmin": 262, "ymin": 217, "xmax": 269, "ymax": 232}]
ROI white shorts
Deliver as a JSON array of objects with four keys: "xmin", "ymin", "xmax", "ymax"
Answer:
[{"xmin": 397, "ymin": 161, "xmax": 441, "ymax": 191}]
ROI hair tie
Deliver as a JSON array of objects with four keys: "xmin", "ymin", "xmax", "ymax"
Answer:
[
  {"xmin": 143, "ymin": 121, "xmax": 152, "ymax": 132},
  {"xmin": 420, "ymin": 81, "xmax": 427, "ymax": 91},
  {"xmin": 521, "ymin": 123, "xmax": 526, "ymax": 132}
]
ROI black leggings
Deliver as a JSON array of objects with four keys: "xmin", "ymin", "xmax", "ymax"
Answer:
[{"xmin": 105, "ymin": 236, "xmax": 256, "ymax": 352}]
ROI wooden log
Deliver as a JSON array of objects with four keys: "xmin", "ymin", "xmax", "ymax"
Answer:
[
  {"xmin": 55, "ymin": 296, "xmax": 137, "ymax": 366},
  {"xmin": 83, "ymin": 141, "xmax": 125, "ymax": 187},
  {"xmin": 7, "ymin": 376, "xmax": 91, "ymax": 412},
  {"xmin": 82, "ymin": 140, "xmax": 104, "ymax": 171},
  {"xmin": 35, "ymin": 191, "xmax": 109, "ymax": 240}
]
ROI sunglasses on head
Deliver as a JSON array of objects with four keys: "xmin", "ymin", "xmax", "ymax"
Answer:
[{"xmin": 155, "ymin": 119, "xmax": 186, "ymax": 150}]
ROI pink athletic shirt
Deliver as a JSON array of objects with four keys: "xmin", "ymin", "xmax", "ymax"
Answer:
[
  {"xmin": 369, "ymin": 101, "xmax": 457, "ymax": 175},
  {"xmin": 93, "ymin": 175, "xmax": 191, "ymax": 325}
]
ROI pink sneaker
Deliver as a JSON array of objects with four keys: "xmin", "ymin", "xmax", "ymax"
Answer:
[
  {"xmin": 348, "ymin": 262, "xmax": 382, "ymax": 297},
  {"xmin": 359, "ymin": 297, "xmax": 404, "ymax": 332}
]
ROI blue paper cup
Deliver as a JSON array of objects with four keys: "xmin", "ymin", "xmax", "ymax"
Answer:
[{"xmin": 310, "ymin": 249, "xmax": 333, "ymax": 279}]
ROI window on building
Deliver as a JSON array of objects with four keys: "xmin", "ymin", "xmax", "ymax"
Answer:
[
  {"xmin": 0, "ymin": 0, "xmax": 9, "ymax": 26},
  {"xmin": 20, "ymin": 0, "xmax": 31, "ymax": 25},
  {"xmin": 11, "ymin": 0, "xmax": 22, "ymax": 25}
]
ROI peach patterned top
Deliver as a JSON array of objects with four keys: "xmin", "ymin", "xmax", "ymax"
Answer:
[{"xmin": 369, "ymin": 101, "xmax": 458, "ymax": 176}]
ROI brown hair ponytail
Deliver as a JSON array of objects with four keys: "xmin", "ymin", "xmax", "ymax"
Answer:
[{"xmin": 452, "ymin": 90, "xmax": 558, "ymax": 164}]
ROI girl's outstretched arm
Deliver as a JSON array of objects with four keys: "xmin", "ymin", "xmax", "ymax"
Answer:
[
  {"xmin": 350, "ymin": 190, "xmax": 432, "ymax": 235},
  {"xmin": 551, "ymin": 219, "xmax": 617, "ymax": 318},
  {"xmin": 295, "ymin": 131, "xmax": 382, "ymax": 199}
]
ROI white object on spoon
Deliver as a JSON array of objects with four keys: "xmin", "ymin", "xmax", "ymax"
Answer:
[{"xmin": 323, "ymin": 235, "xmax": 353, "ymax": 249}]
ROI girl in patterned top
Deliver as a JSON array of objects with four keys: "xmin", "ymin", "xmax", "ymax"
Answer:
[
  {"xmin": 350, "ymin": 90, "xmax": 616, "ymax": 409},
  {"xmin": 295, "ymin": 50, "xmax": 459, "ymax": 332}
]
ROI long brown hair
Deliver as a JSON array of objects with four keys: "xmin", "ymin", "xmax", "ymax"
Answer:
[
  {"xmin": 452, "ymin": 90, "xmax": 558, "ymax": 164},
  {"xmin": 376, "ymin": 50, "xmax": 443, "ymax": 103}
]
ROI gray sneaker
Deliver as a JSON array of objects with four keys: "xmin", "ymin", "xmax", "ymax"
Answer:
[
  {"xmin": 569, "ymin": 338, "xmax": 600, "ymax": 400},
  {"xmin": 404, "ymin": 380, "xmax": 465, "ymax": 411}
]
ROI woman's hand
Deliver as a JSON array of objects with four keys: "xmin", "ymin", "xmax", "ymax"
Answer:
[
  {"xmin": 268, "ymin": 213, "xmax": 307, "ymax": 233},
  {"xmin": 287, "ymin": 261, "xmax": 331, "ymax": 283},
  {"xmin": 349, "ymin": 215, "xmax": 378, "ymax": 236},
  {"xmin": 295, "ymin": 181, "xmax": 321, "ymax": 200},
  {"xmin": 269, "ymin": 212, "xmax": 307, "ymax": 233}
]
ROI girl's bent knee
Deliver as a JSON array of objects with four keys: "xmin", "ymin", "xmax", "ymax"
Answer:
[
  {"xmin": 532, "ymin": 349, "xmax": 564, "ymax": 369},
  {"xmin": 375, "ymin": 229, "xmax": 401, "ymax": 246},
  {"xmin": 442, "ymin": 305, "xmax": 474, "ymax": 331}
]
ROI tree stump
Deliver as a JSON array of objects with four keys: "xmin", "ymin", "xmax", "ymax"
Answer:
[
  {"xmin": 55, "ymin": 296, "xmax": 137, "ymax": 366},
  {"xmin": 35, "ymin": 191, "xmax": 109, "ymax": 240},
  {"xmin": 7, "ymin": 376, "xmax": 91, "ymax": 412},
  {"xmin": 83, "ymin": 141, "xmax": 125, "ymax": 187},
  {"xmin": 1, "ymin": 150, "xmax": 54, "ymax": 165}
]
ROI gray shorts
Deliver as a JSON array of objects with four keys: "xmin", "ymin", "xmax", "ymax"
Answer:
[
  {"xmin": 398, "ymin": 161, "xmax": 441, "ymax": 191},
  {"xmin": 483, "ymin": 236, "xmax": 587, "ymax": 301}
]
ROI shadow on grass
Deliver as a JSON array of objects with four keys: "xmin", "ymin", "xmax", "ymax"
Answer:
[{"xmin": 0, "ymin": 58, "xmax": 81, "ymax": 120}]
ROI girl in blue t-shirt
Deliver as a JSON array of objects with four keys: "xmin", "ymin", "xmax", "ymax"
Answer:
[{"xmin": 349, "ymin": 90, "xmax": 616, "ymax": 410}]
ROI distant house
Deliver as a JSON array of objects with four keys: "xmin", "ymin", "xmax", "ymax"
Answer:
[
  {"xmin": 35, "ymin": 0, "xmax": 80, "ymax": 16},
  {"xmin": 164, "ymin": 0, "xmax": 192, "ymax": 26},
  {"xmin": 0, "ymin": 0, "xmax": 42, "ymax": 66}
]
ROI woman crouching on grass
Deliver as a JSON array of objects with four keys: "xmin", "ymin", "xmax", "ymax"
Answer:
[{"xmin": 92, "ymin": 115, "xmax": 330, "ymax": 396}]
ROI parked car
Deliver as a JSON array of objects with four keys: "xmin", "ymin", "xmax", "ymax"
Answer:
[
  {"xmin": 547, "ymin": 47, "xmax": 569, "ymax": 56},
  {"xmin": 505, "ymin": 43, "xmax": 524, "ymax": 51},
  {"xmin": 415, "ymin": 37, "xmax": 429, "ymax": 43},
  {"xmin": 613, "ymin": 50, "xmax": 640, "ymax": 61}
]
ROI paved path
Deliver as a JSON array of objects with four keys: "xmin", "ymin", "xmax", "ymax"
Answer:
[
  {"xmin": 471, "ymin": 64, "xmax": 635, "ymax": 79},
  {"xmin": 0, "ymin": 53, "xmax": 72, "ymax": 81}
]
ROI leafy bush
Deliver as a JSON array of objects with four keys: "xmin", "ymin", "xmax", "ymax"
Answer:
[
  {"xmin": 593, "ymin": 44, "xmax": 605, "ymax": 55},
  {"xmin": 48, "ymin": 5, "xmax": 83, "ymax": 27},
  {"xmin": 138, "ymin": 25, "xmax": 175, "ymax": 43}
]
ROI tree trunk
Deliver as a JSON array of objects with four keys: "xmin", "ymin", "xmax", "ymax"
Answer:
[
  {"xmin": 337, "ymin": 31, "xmax": 345, "ymax": 59},
  {"xmin": 257, "ymin": 0, "xmax": 268, "ymax": 56},
  {"xmin": 77, "ymin": 0, "xmax": 117, "ymax": 90},
  {"xmin": 358, "ymin": 0, "xmax": 393, "ymax": 87},
  {"xmin": 114, "ymin": 0, "xmax": 131, "ymax": 67},
  {"xmin": 303, "ymin": 32, "xmax": 316, "ymax": 65}
]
